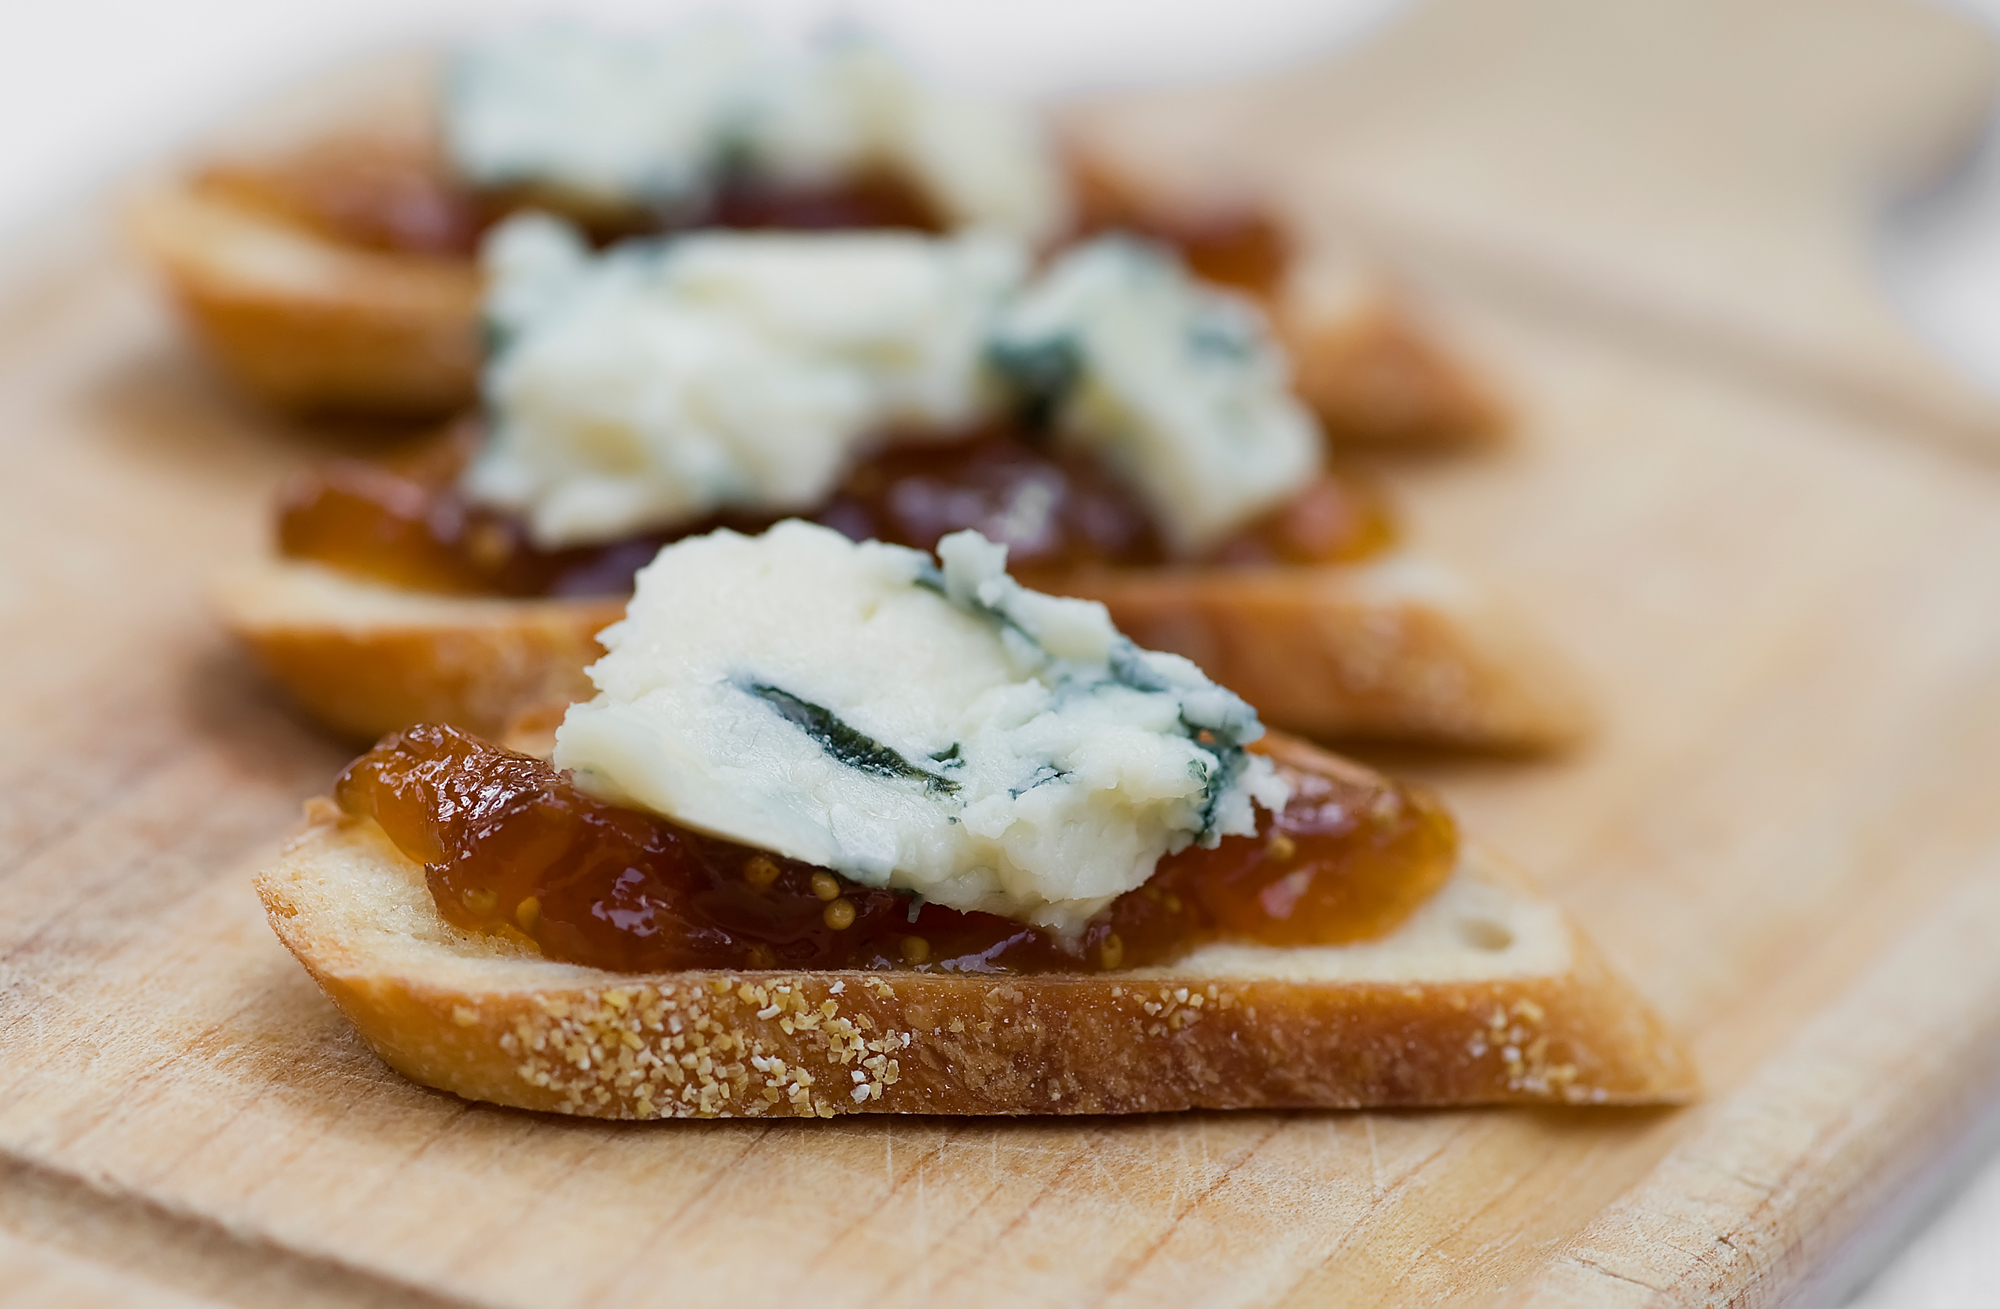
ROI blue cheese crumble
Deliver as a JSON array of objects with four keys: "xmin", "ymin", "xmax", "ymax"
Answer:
[
  {"xmin": 443, "ymin": 22, "xmax": 1069, "ymax": 244},
  {"xmin": 466, "ymin": 221, "xmax": 1328, "ymax": 556},
  {"xmin": 989, "ymin": 236, "xmax": 1321, "ymax": 555},
  {"xmin": 464, "ymin": 215, "xmax": 1027, "ymax": 548},
  {"xmin": 552, "ymin": 521, "xmax": 1290, "ymax": 932}
]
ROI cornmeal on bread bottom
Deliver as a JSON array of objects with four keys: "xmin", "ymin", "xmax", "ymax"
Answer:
[
  {"xmin": 249, "ymin": 523, "xmax": 1668, "ymax": 1118},
  {"xmin": 260, "ymin": 814, "xmax": 1692, "ymax": 1118}
]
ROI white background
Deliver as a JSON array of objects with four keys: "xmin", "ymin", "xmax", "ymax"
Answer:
[{"xmin": 3, "ymin": 1, "xmax": 1999, "ymax": 1302}]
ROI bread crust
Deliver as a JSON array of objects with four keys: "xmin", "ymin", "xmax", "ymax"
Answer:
[
  {"xmin": 217, "ymin": 555, "xmax": 1586, "ymax": 750},
  {"xmin": 215, "ymin": 560, "xmax": 621, "ymax": 740},
  {"xmin": 129, "ymin": 179, "xmax": 479, "ymax": 416},
  {"xmin": 1065, "ymin": 144, "xmax": 1508, "ymax": 448},
  {"xmin": 132, "ymin": 159, "xmax": 1500, "ymax": 443},
  {"xmin": 1275, "ymin": 285, "xmax": 1508, "ymax": 449},
  {"xmin": 1056, "ymin": 556, "xmax": 1587, "ymax": 748},
  {"xmin": 255, "ymin": 794, "xmax": 1694, "ymax": 1119}
]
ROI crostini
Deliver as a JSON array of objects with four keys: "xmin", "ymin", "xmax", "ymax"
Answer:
[
  {"xmin": 219, "ymin": 222, "xmax": 1583, "ymax": 749},
  {"xmin": 258, "ymin": 523, "xmax": 1690, "ymax": 1118},
  {"xmin": 132, "ymin": 21, "xmax": 1501, "ymax": 443}
]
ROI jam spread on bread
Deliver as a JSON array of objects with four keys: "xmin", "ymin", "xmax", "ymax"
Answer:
[
  {"xmin": 1070, "ymin": 163, "xmax": 1289, "ymax": 296},
  {"xmin": 196, "ymin": 138, "xmax": 949, "ymax": 259},
  {"xmin": 278, "ymin": 427, "xmax": 1393, "ymax": 598},
  {"xmin": 200, "ymin": 142, "xmax": 490, "ymax": 257},
  {"xmin": 336, "ymin": 724, "xmax": 1456, "ymax": 974},
  {"xmin": 199, "ymin": 136, "xmax": 1286, "ymax": 292}
]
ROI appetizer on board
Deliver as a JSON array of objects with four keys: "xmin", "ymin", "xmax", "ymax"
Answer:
[
  {"xmin": 219, "ymin": 221, "xmax": 1581, "ymax": 749},
  {"xmin": 131, "ymin": 22, "xmax": 1500, "ymax": 443},
  {"xmin": 259, "ymin": 523, "xmax": 1690, "ymax": 1118}
]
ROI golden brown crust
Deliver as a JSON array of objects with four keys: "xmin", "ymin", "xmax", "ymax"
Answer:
[
  {"xmin": 128, "ymin": 179, "xmax": 479, "ymax": 416},
  {"xmin": 215, "ymin": 561, "xmax": 621, "ymax": 742},
  {"xmin": 133, "ymin": 142, "xmax": 1500, "ymax": 445},
  {"xmin": 1064, "ymin": 556, "xmax": 1589, "ymax": 749},
  {"xmin": 1064, "ymin": 144, "xmax": 1508, "ymax": 449},
  {"xmin": 255, "ymin": 803, "xmax": 1695, "ymax": 1119},
  {"xmin": 1274, "ymin": 292, "xmax": 1509, "ymax": 450},
  {"xmin": 217, "ymin": 554, "xmax": 1587, "ymax": 750}
]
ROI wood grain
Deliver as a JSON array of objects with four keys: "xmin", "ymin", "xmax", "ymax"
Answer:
[
  {"xmin": 8, "ymin": 1, "xmax": 2000, "ymax": 1302},
  {"xmin": 1068, "ymin": 0, "xmax": 2000, "ymax": 450}
]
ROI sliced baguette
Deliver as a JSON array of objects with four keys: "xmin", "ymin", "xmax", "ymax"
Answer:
[
  {"xmin": 131, "ymin": 167, "xmax": 1501, "ymax": 444},
  {"xmin": 1054, "ymin": 554, "xmax": 1587, "ymax": 749},
  {"xmin": 215, "ymin": 559, "xmax": 620, "ymax": 741},
  {"xmin": 129, "ymin": 177, "xmax": 480, "ymax": 415},
  {"xmin": 216, "ymin": 554, "xmax": 1588, "ymax": 750},
  {"xmin": 1067, "ymin": 148, "xmax": 1508, "ymax": 450},
  {"xmin": 256, "ymin": 794, "xmax": 1694, "ymax": 1118},
  {"xmin": 1274, "ymin": 245, "xmax": 1508, "ymax": 449}
]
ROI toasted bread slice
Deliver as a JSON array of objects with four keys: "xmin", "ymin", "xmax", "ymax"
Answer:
[
  {"xmin": 132, "ymin": 166, "xmax": 1501, "ymax": 444},
  {"xmin": 215, "ymin": 559, "xmax": 620, "ymax": 741},
  {"xmin": 216, "ymin": 554, "xmax": 1587, "ymax": 750},
  {"xmin": 1274, "ymin": 246, "xmax": 1509, "ymax": 449},
  {"xmin": 1055, "ymin": 555, "xmax": 1586, "ymax": 749},
  {"xmin": 129, "ymin": 178, "xmax": 480, "ymax": 416},
  {"xmin": 1067, "ymin": 149, "xmax": 1508, "ymax": 450},
  {"xmin": 256, "ymin": 796, "xmax": 1693, "ymax": 1118}
]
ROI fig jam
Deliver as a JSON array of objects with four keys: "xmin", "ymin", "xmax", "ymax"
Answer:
[
  {"xmin": 198, "ymin": 137, "xmax": 947, "ymax": 259},
  {"xmin": 334, "ymin": 724, "xmax": 1458, "ymax": 974},
  {"xmin": 1070, "ymin": 162, "xmax": 1290, "ymax": 295},
  {"xmin": 203, "ymin": 135, "xmax": 1286, "ymax": 287},
  {"xmin": 198, "ymin": 140, "xmax": 491, "ymax": 257},
  {"xmin": 275, "ymin": 426, "xmax": 685, "ymax": 598},
  {"xmin": 278, "ymin": 426, "xmax": 1393, "ymax": 598}
]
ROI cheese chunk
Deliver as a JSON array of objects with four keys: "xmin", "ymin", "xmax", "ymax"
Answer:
[
  {"xmin": 442, "ymin": 22, "xmax": 760, "ymax": 213},
  {"xmin": 553, "ymin": 521, "xmax": 1289, "ymax": 932},
  {"xmin": 464, "ymin": 216, "xmax": 1027, "ymax": 548},
  {"xmin": 990, "ymin": 237, "xmax": 1322, "ymax": 555},
  {"xmin": 444, "ymin": 22, "xmax": 1070, "ymax": 243}
]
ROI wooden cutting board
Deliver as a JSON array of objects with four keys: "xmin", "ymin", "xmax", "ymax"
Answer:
[{"xmin": 6, "ymin": 0, "xmax": 2000, "ymax": 1304}]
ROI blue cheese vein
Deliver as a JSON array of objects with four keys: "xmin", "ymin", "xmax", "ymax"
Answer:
[
  {"xmin": 552, "ymin": 521, "xmax": 1289, "ymax": 932},
  {"xmin": 990, "ymin": 236, "xmax": 1321, "ymax": 555}
]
